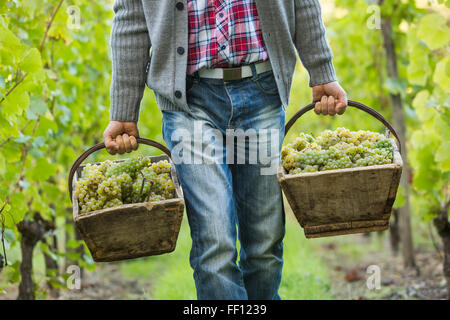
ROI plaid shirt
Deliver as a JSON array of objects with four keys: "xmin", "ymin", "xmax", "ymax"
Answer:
[{"xmin": 187, "ymin": 0, "xmax": 268, "ymax": 75}]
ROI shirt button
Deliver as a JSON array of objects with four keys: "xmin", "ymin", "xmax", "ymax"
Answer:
[
  {"xmin": 175, "ymin": 90, "xmax": 182, "ymax": 99},
  {"xmin": 176, "ymin": 2, "xmax": 184, "ymax": 10},
  {"xmin": 177, "ymin": 47, "xmax": 185, "ymax": 55},
  {"xmin": 219, "ymin": 12, "xmax": 224, "ymax": 18},
  {"xmin": 220, "ymin": 44, "xmax": 226, "ymax": 51}
]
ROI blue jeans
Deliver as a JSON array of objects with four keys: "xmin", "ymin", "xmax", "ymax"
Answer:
[{"xmin": 161, "ymin": 65, "xmax": 285, "ymax": 300}]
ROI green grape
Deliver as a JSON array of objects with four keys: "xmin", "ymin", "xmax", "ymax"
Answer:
[
  {"xmin": 105, "ymin": 156, "xmax": 150, "ymax": 179},
  {"xmin": 150, "ymin": 159, "xmax": 172, "ymax": 174},
  {"xmin": 104, "ymin": 198, "xmax": 123, "ymax": 209},
  {"xmin": 292, "ymin": 133, "xmax": 314, "ymax": 151},
  {"xmin": 303, "ymin": 165, "xmax": 319, "ymax": 173},
  {"xmin": 282, "ymin": 149, "xmax": 299, "ymax": 171},
  {"xmin": 76, "ymin": 157, "xmax": 174, "ymax": 214},
  {"xmin": 290, "ymin": 167, "xmax": 303, "ymax": 175},
  {"xmin": 282, "ymin": 127, "xmax": 394, "ymax": 175},
  {"xmin": 155, "ymin": 173, "xmax": 176, "ymax": 199},
  {"xmin": 148, "ymin": 193, "xmax": 165, "ymax": 202},
  {"xmin": 336, "ymin": 155, "xmax": 353, "ymax": 169},
  {"xmin": 132, "ymin": 176, "xmax": 153, "ymax": 203},
  {"xmin": 322, "ymin": 159, "xmax": 340, "ymax": 171},
  {"xmin": 131, "ymin": 160, "xmax": 175, "ymax": 203},
  {"xmin": 98, "ymin": 176, "xmax": 122, "ymax": 199},
  {"xmin": 281, "ymin": 145, "xmax": 295, "ymax": 158}
]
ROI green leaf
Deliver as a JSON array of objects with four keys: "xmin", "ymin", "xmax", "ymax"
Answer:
[
  {"xmin": 31, "ymin": 136, "xmax": 45, "ymax": 149},
  {"xmin": 41, "ymin": 243, "xmax": 58, "ymax": 261},
  {"xmin": 435, "ymin": 142, "xmax": 450, "ymax": 172},
  {"xmin": 433, "ymin": 56, "xmax": 450, "ymax": 91},
  {"xmin": 407, "ymin": 38, "xmax": 429, "ymax": 86},
  {"xmin": 412, "ymin": 90, "xmax": 434, "ymax": 122},
  {"xmin": 436, "ymin": 142, "xmax": 450, "ymax": 162},
  {"xmin": 393, "ymin": 185, "xmax": 405, "ymax": 208},
  {"xmin": 0, "ymin": 21, "xmax": 24, "ymax": 53},
  {"xmin": 384, "ymin": 77, "xmax": 406, "ymax": 95},
  {"xmin": 1, "ymin": 89, "xmax": 29, "ymax": 119},
  {"xmin": 66, "ymin": 240, "xmax": 84, "ymax": 249},
  {"xmin": 0, "ymin": 152, "xmax": 5, "ymax": 175},
  {"xmin": 27, "ymin": 96, "xmax": 48, "ymax": 119},
  {"xmin": 19, "ymin": 48, "xmax": 42, "ymax": 74},
  {"xmin": 412, "ymin": 144, "xmax": 440, "ymax": 191},
  {"xmin": 21, "ymin": 0, "xmax": 38, "ymax": 15},
  {"xmin": 83, "ymin": 253, "xmax": 95, "ymax": 266},
  {"xmin": 0, "ymin": 115, "xmax": 18, "ymax": 140},
  {"xmin": 28, "ymin": 157, "xmax": 56, "ymax": 181},
  {"xmin": 437, "ymin": 158, "xmax": 450, "ymax": 172},
  {"xmin": 14, "ymin": 135, "xmax": 31, "ymax": 144},
  {"xmin": 35, "ymin": 117, "xmax": 58, "ymax": 136},
  {"xmin": 66, "ymin": 252, "xmax": 81, "ymax": 261},
  {"xmin": 0, "ymin": 75, "xmax": 5, "ymax": 90},
  {"xmin": 42, "ymin": 182, "xmax": 61, "ymax": 202},
  {"xmin": 4, "ymin": 193, "xmax": 28, "ymax": 228},
  {"xmin": 417, "ymin": 14, "xmax": 450, "ymax": 50}
]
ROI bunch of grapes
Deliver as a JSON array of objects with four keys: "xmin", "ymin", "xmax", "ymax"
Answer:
[
  {"xmin": 105, "ymin": 157, "xmax": 150, "ymax": 179},
  {"xmin": 282, "ymin": 127, "xmax": 395, "ymax": 175},
  {"xmin": 75, "ymin": 157, "xmax": 175, "ymax": 214}
]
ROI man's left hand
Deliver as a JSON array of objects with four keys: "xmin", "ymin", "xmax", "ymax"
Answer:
[{"xmin": 312, "ymin": 81, "xmax": 348, "ymax": 116}]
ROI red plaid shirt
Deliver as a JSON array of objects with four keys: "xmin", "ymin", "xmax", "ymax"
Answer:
[{"xmin": 187, "ymin": 0, "xmax": 268, "ymax": 75}]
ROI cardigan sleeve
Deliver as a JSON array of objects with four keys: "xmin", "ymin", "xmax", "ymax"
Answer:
[
  {"xmin": 294, "ymin": 0, "xmax": 337, "ymax": 87},
  {"xmin": 110, "ymin": 0, "xmax": 150, "ymax": 122}
]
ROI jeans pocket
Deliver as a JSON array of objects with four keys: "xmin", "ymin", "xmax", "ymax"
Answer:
[{"xmin": 253, "ymin": 71, "xmax": 279, "ymax": 96}]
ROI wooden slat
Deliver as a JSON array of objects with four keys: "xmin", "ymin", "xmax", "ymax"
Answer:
[{"xmin": 277, "ymin": 151, "xmax": 402, "ymax": 238}]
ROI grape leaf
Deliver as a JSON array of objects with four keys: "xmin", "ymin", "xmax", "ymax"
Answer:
[
  {"xmin": 1, "ymin": 89, "xmax": 30, "ymax": 119},
  {"xmin": 19, "ymin": 48, "xmax": 43, "ymax": 74},
  {"xmin": 417, "ymin": 14, "xmax": 450, "ymax": 50},
  {"xmin": 412, "ymin": 90, "xmax": 433, "ymax": 122},
  {"xmin": 0, "ymin": 153, "xmax": 5, "ymax": 175},
  {"xmin": 28, "ymin": 157, "xmax": 57, "ymax": 181},
  {"xmin": 4, "ymin": 193, "xmax": 27, "ymax": 228},
  {"xmin": 29, "ymin": 96, "xmax": 48, "ymax": 117},
  {"xmin": 407, "ymin": 42, "xmax": 429, "ymax": 86},
  {"xmin": 393, "ymin": 185, "xmax": 405, "ymax": 208},
  {"xmin": 433, "ymin": 57, "xmax": 450, "ymax": 90},
  {"xmin": 435, "ymin": 142, "xmax": 450, "ymax": 172}
]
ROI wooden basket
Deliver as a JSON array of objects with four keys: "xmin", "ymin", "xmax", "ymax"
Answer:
[
  {"xmin": 68, "ymin": 138, "xmax": 184, "ymax": 262},
  {"xmin": 277, "ymin": 100, "xmax": 403, "ymax": 238}
]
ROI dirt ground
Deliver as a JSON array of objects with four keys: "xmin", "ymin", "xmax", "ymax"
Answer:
[
  {"xmin": 2, "ymin": 234, "xmax": 447, "ymax": 300},
  {"xmin": 55, "ymin": 264, "xmax": 151, "ymax": 300},
  {"xmin": 318, "ymin": 235, "xmax": 448, "ymax": 300},
  {"xmin": 57, "ymin": 236, "xmax": 448, "ymax": 300}
]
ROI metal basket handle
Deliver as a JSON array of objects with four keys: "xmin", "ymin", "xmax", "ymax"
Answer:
[
  {"xmin": 284, "ymin": 100, "xmax": 402, "ymax": 154},
  {"xmin": 68, "ymin": 138, "xmax": 171, "ymax": 202}
]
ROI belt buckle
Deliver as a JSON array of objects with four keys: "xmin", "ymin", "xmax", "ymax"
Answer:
[{"xmin": 223, "ymin": 67, "xmax": 242, "ymax": 82}]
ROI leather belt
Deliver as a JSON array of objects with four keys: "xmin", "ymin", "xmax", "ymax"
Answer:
[{"xmin": 196, "ymin": 60, "xmax": 272, "ymax": 82}]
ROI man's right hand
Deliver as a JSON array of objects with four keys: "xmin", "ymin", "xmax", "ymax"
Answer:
[{"xmin": 103, "ymin": 121, "xmax": 139, "ymax": 155}]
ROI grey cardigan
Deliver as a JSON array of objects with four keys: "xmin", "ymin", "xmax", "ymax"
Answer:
[{"xmin": 110, "ymin": 0, "xmax": 337, "ymax": 122}]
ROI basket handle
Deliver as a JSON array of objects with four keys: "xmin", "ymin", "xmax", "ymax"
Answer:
[
  {"xmin": 284, "ymin": 100, "xmax": 402, "ymax": 154},
  {"xmin": 68, "ymin": 138, "xmax": 171, "ymax": 202}
]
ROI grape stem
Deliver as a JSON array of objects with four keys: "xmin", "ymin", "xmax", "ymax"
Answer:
[
  {"xmin": 138, "ymin": 171, "xmax": 154, "ymax": 203},
  {"xmin": 138, "ymin": 176, "xmax": 147, "ymax": 201},
  {"xmin": 146, "ymin": 181, "xmax": 154, "ymax": 203}
]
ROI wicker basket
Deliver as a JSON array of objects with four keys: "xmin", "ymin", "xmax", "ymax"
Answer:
[
  {"xmin": 68, "ymin": 138, "xmax": 184, "ymax": 262},
  {"xmin": 277, "ymin": 100, "xmax": 403, "ymax": 238}
]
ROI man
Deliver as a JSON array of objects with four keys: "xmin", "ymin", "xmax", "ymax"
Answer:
[{"xmin": 103, "ymin": 0, "xmax": 347, "ymax": 300}]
